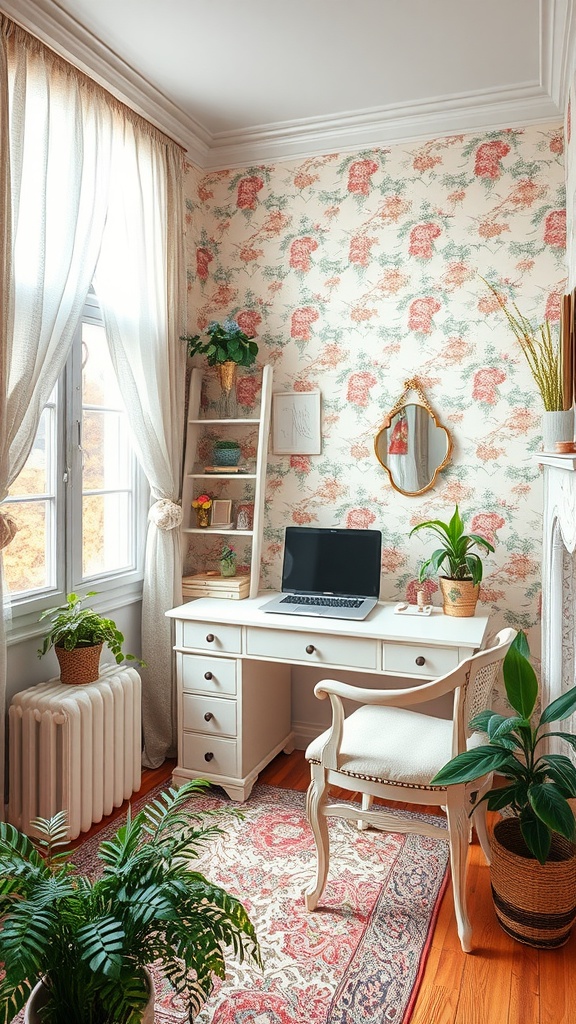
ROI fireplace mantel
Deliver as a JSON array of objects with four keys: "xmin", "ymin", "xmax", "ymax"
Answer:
[{"xmin": 536, "ymin": 454, "xmax": 576, "ymax": 748}]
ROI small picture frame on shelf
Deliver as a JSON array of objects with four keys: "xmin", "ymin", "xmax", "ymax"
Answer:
[
  {"xmin": 210, "ymin": 499, "xmax": 233, "ymax": 528},
  {"xmin": 272, "ymin": 390, "xmax": 321, "ymax": 455}
]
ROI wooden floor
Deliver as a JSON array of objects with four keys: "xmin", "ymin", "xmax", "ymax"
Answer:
[{"xmin": 81, "ymin": 749, "xmax": 574, "ymax": 1024}]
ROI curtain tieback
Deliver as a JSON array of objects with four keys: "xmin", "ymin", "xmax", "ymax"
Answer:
[
  {"xmin": 0, "ymin": 512, "xmax": 18, "ymax": 550},
  {"xmin": 148, "ymin": 499, "xmax": 183, "ymax": 531}
]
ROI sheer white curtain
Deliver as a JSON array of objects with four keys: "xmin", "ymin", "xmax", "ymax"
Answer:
[
  {"xmin": 94, "ymin": 125, "xmax": 186, "ymax": 767},
  {"xmin": 0, "ymin": 19, "xmax": 115, "ymax": 811}
]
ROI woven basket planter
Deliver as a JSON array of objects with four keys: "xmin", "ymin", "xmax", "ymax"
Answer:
[
  {"xmin": 439, "ymin": 577, "xmax": 479, "ymax": 617},
  {"xmin": 490, "ymin": 818, "xmax": 576, "ymax": 948},
  {"xmin": 55, "ymin": 643, "xmax": 103, "ymax": 685}
]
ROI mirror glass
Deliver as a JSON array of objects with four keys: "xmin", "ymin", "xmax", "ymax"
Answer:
[{"xmin": 375, "ymin": 398, "xmax": 452, "ymax": 496}]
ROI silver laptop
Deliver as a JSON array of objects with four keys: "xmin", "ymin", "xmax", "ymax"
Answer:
[{"xmin": 261, "ymin": 526, "xmax": 381, "ymax": 620}]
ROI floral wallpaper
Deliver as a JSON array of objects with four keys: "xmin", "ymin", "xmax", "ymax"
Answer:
[{"xmin": 183, "ymin": 123, "xmax": 566, "ymax": 654}]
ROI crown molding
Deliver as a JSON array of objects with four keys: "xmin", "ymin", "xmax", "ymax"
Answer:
[
  {"xmin": 0, "ymin": 0, "xmax": 568, "ymax": 171},
  {"xmin": 204, "ymin": 83, "xmax": 561, "ymax": 170}
]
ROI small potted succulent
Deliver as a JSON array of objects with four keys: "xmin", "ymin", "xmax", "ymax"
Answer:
[
  {"xmin": 37, "ymin": 591, "xmax": 143, "ymax": 685},
  {"xmin": 213, "ymin": 439, "xmax": 241, "ymax": 468},
  {"xmin": 409, "ymin": 505, "xmax": 494, "ymax": 616},
  {"xmin": 219, "ymin": 543, "xmax": 237, "ymax": 578},
  {"xmin": 431, "ymin": 632, "xmax": 576, "ymax": 948},
  {"xmin": 0, "ymin": 779, "xmax": 260, "ymax": 1023}
]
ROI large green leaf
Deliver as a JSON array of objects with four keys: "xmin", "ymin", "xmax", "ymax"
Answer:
[
  {"xmin": 430, "ymin": 745, "xmax": 512, "ymax": 785},
  {"xmin": 539, "ymin": 754, "xmax": 576, "ymax": 797},
  {"xmin": 486, "ymin": 714, "xmax": 525, "ymax": 741},
  {"xmin": 539, "ymin": 684, "xmax": 576, "ymax": 724},
  {"xmin": 527, "ymin": 783, "xmax": 576, "ymax": 840},
  {"xmin": 484, "ymin": 785, "xmax": 519, "ymax": 811},
  {"xmin": 520, "ymin": 808, "xmax": 551, "ymax": 864},
  {"xmin": 502, "ymin": 643, "xmax": 538, "ymax": 719}
]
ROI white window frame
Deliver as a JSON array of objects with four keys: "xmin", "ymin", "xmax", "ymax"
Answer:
[{"xmin": 6, "ymin": 295, "xmax": 148, "ymax": 643}]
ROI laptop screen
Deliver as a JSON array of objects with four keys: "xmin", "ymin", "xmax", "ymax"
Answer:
[{"xmin": 281, "ymin": 527, "xmax": 382, "ymax": 598}]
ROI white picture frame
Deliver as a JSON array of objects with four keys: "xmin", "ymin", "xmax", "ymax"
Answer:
[
  {"xmin": 210, "ymin": 499, "xmax": 233, "ymax": 527},
  {"xmin": 272, "ymin": 391, "xmax": 321, "ymax": 455}
]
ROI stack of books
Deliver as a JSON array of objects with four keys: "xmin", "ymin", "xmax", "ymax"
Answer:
[{"xmin": 182, "ymin": 571, "xmax": 250, "ymax": 601}]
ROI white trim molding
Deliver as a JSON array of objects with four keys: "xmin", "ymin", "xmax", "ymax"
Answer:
[{"xmin": 0, "ymin": 0, "xmax": 570, "ymax": 168}]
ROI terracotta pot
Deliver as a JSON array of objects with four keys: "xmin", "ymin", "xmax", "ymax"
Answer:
[
  {"xmin": 55, "ymin": 643, "xmax": 103, "ymax": 685},
  {"xmin": 439, "ymin": 576, "xmax": 479, "ymax": 617},
  {"xmin": 25, "ymin": 968, "xmax": 155, "ymax": 1023},
  {"xmin": 490, "ymin": 817, "xmax": 576, "ymax": 948}
]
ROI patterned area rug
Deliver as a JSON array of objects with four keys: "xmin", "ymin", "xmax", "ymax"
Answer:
[{"xmin": 70, "ymin": 783, "xmax": 449, "ymax": 1024}]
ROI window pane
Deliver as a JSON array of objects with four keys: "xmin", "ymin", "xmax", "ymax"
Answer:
[
  {"xmin": 0, "ymin": 500, "xmax": 51, "ymax": 593},
  {"xmin": 83, "ymin": 493, "xmax": 132, "ymax": 577},
  {"xmin": 8, "ymin": 407, "xmax": 53, "ymax": 497},
  {"xmin": 82, "ymin": 322, "xmax": 123, "ymax": 408},
  {"xmin": 83, "ymin": 410, "xmax": 132, "ymax": 490}
]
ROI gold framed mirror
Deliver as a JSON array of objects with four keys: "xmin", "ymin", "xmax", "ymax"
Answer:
[{"xmin": 374, "ymin": 378, "xmax": 452, "ymax": 496}]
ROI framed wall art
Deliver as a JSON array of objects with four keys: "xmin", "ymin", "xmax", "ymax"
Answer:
[
  {"xmin": 272, "ymin": 390, "xmax": 321, "ymax": 455},
  {"xmin": 210, "ymin": 499, "xmax": 233, "ymax": 528}
]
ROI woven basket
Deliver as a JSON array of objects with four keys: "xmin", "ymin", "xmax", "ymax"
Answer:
[
  {"xmin": 439, "ymin": 577, "xmax": 479, "ymax": 617},
  {"xmin": 55, "ymin": 643, "xmax": 103, "ymax": 685},
  {"xmin": 490, "ymin": 818, "xmax": 576, "ymax": 948}
]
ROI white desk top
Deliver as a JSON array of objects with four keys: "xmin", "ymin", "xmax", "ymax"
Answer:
[{"xmin": 167, "ymin": 594, "xmax": 490, "ymax": 650}]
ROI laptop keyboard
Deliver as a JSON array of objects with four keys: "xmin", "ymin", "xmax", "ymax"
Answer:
[{"xmin": 280, "ymin": 595, "xmax": 363, "ymax": 609}]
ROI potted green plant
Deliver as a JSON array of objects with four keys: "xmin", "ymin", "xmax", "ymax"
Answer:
[
  {"xmin": 431, "ymin": 632, "xmax": 576, "ymax": 947},
  {"xmin": 37, "ymin": 591, "xmax": 144, "ymax": 685},
  {"xmin": 0, "ymin": 779, "xmax": 260, "ymax": 1024},
  {"xmin": 219, "ymin": 543, "xmax": 237, "ymax": 578},
  {"xmin": 409, "ymin": 505, "xmax": 494, "ymax": 616},
  {"xmin": 213, "ymin": 439, "xmax": 242, "ymax": 468},
  {"xmin": 182, "ymin": 318, "xmax": 259, "ymax": 418}
]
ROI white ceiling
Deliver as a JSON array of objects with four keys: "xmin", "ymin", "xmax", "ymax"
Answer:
[{"xmin": 2, "ymin": 0, "xmax": 574, "ymax": 167}]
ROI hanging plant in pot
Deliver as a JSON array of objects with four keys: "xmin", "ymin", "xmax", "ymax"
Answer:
[
  {"xmin": 409, "ymin": 505, "xmax": 494, "ymax": 617},
  {"xmin": 0, "ymin": 779, "xmax": 261, "ymax": 1024},
  {"xmin": 431, "ymin": 631, "xmax": 576, "ymax": 948},
  {"xmin": 37, "ymin": 591, "xmax": 144, "ymax": 685},
  {"xmin": 181, "ymin": 317, "xmax": 259, "ymax": 418}
]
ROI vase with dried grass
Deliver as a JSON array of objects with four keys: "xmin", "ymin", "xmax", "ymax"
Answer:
[{"xmin": 482, "ymin": 278, "xmax": 574, "ymax": 450}]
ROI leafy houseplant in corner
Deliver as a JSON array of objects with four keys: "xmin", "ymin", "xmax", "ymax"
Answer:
[
  {"xmin": 37, "ymin": 591, "xmax": 144, "ymax": 685},
  {"xmin": 0, "ymin": 779, "xmax": 260, "ymax": 1024},
  {"xmin": 482, "ymin": 277, "xmax": 573, "ymax": 450},
  {"xmin": 431, "ymin": 632, "xmax": 576, "ymax": 948},
  {"xmin": 409, "ymin": 505, "xmax": 494, "ymax": 617},
  {"xmin": 182, "ymin": 317, "xmax": 259, "ymax": 418}
]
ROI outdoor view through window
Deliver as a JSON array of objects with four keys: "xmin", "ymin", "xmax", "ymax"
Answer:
[{"xmin": 2, "ymin": 312, "xmax": 138, "ymax": 602}]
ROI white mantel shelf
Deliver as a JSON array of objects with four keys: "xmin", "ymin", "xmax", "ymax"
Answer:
[{"xmin": 534, "ymin": 453, "xmax": 576, "ymax": 471}]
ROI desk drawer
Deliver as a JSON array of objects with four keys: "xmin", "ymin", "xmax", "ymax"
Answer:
[
  {"xmin": 180, "ymin": 621, "xmax": 241, "ymax": 654},
  {"xmin": 182, "ymin": 693, "xmax": 237, "ymax": 737},
  {"xmin": 246, "ymin": 627, "xmax": 379, "ymax": 671},
  {"xmin": 383, "ymin": 642, "xmax": 459, "ymax": 677},
  {"xmin": 181, "ymin": 733, "xmax": 237, "ymax": 777},
  {"xmin": 179, "ymin": 654, "xmax": 237, "ymax": 696}
]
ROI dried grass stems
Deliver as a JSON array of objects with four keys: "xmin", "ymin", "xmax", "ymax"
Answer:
[{"xmin": 483, "ymin": 278, "xmax": 564, "ymax": 411}]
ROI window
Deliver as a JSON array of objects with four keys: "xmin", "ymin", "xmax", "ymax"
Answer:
[{"xmin": 1, "ymin": 294, "xmax": 146, "ymax": 630}]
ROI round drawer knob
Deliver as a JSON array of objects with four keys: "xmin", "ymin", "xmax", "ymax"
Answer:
[
  {"xmin": 204, "ymin": 751, "xmax": 214, "ymax": 762},
  {"xmin": 415, "ymin": 656, "xmax": 426, "ymax": 667},
  {"xmin": 306, "ymin": 644, "xmax": 316, "ymax": 655},
  {"xmin": 206, "ymin": 634, "xmax": 215, "ymax": 643},
  {"xmin": 204, "ymin": 671, "xmax": 213, "ymax": 680},
  {"xmin": 204, "ymin": 711, "xmax": 214, "ymax": 722}
]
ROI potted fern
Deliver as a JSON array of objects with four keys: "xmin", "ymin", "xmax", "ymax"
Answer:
[
  {"xmin": 431, "ymin": 632, "xmax": 576, "ymax": 947},
  {"xmin": 182, "ymin": 318, "xmax": 259, "ymax": 418},
  {"xmin": 37, "ymin": 591, "xmax": 144, "ymax": 685},
  {"xmin": 0, "ymin": 780, "xmax": 260, "ymax": 1023},
  {"xmin": 409, "ymin": 505, "xmax": 494, "ymax": 616}
]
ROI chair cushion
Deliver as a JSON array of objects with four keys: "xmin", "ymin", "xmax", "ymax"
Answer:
[{"xmin": 305, "ymin": 705, "xmax": 456, "ymax": 789}]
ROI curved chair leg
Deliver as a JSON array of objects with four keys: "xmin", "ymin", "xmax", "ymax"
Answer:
[
  {"xmin": 472, "ymin": 801, "xmax": 491, "ymax": 864},
  {"xmin": 304, "ymin": 766, "xmax": 330, "ymax": 911},
  {"xmin": 446, "ymin": 791, "xmax": 472, "ymax": 953}
]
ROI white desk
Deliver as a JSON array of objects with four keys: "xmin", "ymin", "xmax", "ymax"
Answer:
[{"xmin": 166, "ymin": 595, "xmax": 491, "ymax": 800}]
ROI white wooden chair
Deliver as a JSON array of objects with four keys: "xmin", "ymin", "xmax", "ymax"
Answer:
[{"xmin": 304, "ymin": 627, "xmax": 516, "ymax": 952}]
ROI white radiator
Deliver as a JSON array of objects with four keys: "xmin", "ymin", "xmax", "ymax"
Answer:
[{"xmin": 8, "ymin": 666, "xmax": 142, "ymax": 841}]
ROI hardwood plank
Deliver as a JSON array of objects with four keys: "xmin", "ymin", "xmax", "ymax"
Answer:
[{"xmin": 539, "ymin": 930, "xmax": 576, "ymax": 1024}]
